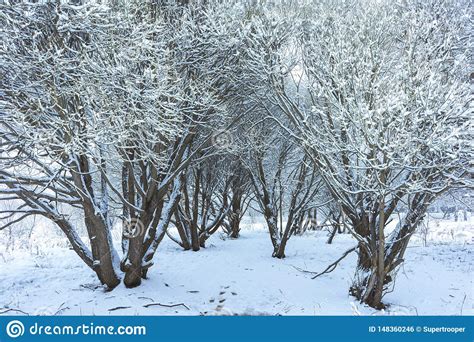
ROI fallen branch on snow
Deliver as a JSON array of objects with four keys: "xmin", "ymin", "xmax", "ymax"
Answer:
[
  {"xmin": 143, "ymin": 302, "xmax": 190, "ymax": 310},
  {"xmin": 311, "ymin": 246, "xmax": 358, "ymax": 279},
  {"xmin": 0, "ymin": 308, "xmax": 29, "ymax": 315},
  {"xmin": 108, "ymin": 306, "xmax": 132, "ymax": 312}
]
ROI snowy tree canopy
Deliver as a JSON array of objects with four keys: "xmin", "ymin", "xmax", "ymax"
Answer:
[{"xmin": 0, "ymin": 0, "xmax": 471, "ymax": 310}]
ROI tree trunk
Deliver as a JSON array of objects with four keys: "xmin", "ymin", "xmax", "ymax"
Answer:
[
  {"xmin": 272, "ymin": 216, "xmax": 293, "ymax": 259},
  {"xmin": 84, "ymin": 213, "xmax": 121, "ymax": 290},
  {"xmin": 123, "ymin": 234, "xmax": 143, "ymax": 288},
  {"xmin": 349, "ymin": 244, "xmax": 385, "ymax": 309},
  {"xmin": 273, "ymin": 240, "xmax": 286, "ymax": 259},
  {"xmin": 190, "ymin": 171, "xmax": 201, "ymax": 251},
  {"xmin": 266, "ymin": 213, "xmax": 280, "ymax": 252},
  {"xmin": 374, "ymin": 201, "xmax": 386, "ymax": 308},
  {"xmin": 190, "ymin": 224, "xmax": 200, "ymax": 251},
  {"xmin": 174, "ymin": 209, "xmax": 192, "ymax": 250},
  {"xmin": 326, "ymin": 225, "xmax": 337, "ymax": 244},
  {"xmin": 229, "ymin": 217, "xmax": 240, "ymax": 238},
  {"xmin": 228, "ymin": 200, "xmax": 242, "ymax": 239}
]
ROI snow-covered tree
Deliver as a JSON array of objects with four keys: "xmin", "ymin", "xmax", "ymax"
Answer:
[
  {"xmin": 0, "ymin": 1, "xmax": 243, "ymax": 288},
  {"xmin": 1, "ymin": 1, "xmax": 124, "ymax": 288},
  {"xmin": 169, "ymin": 154, "xmax": 230, "ymax": 251},
  {"xmin": 248, "ymin": 0, "xmax": 471, "ymax": 308},
  {"xmin": 239, "ymin": 109, "xmax": 322, "ymax": 258},
  {"xmin": 1, "ymin": 0, "xmax": 471, "ymax": 307}
]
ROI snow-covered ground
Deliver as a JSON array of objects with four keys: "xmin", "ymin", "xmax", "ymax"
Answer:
[{"xmin": 0, "ymin": 215, "xmax": 472, "ymax": 316}]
